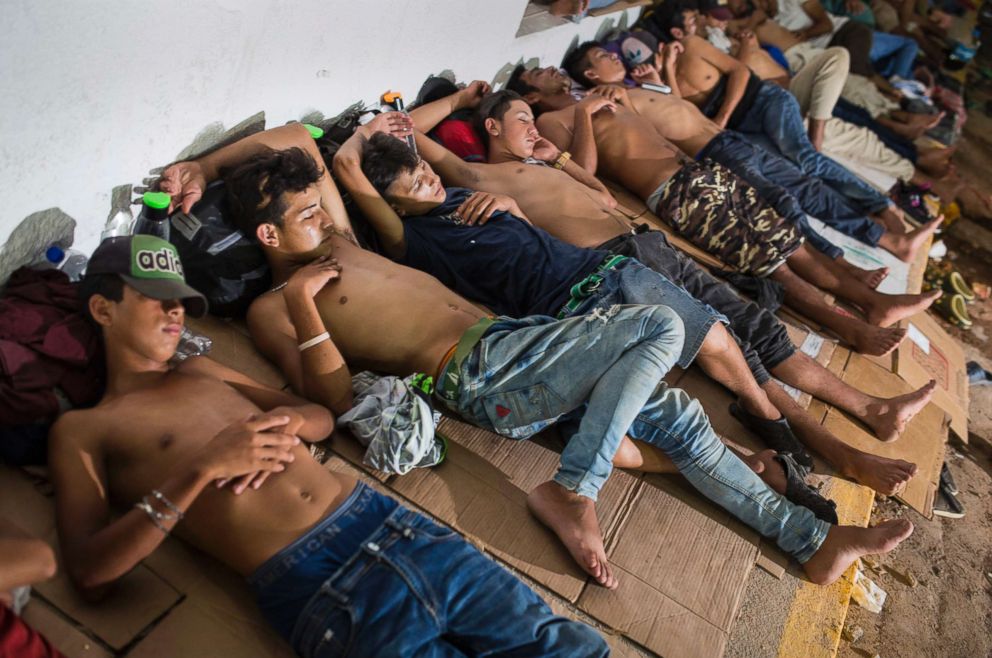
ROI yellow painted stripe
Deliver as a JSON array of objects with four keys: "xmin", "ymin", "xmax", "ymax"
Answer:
[{"xmin": 776, "ymin": 477, "xmax": 875, "ymax": 658}]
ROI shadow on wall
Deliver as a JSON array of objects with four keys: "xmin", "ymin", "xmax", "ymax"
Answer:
[
  {"xmin": 0, "ymin": 209, "xmax": 76, "ymax": 287},
  {"xmin": 495, "ymin": 12, "xmax": 630, "ymax": 87},
  {"xmin": 0, "ymin": 113, "xmax": 269, "ymax": 288},
  {"xmin": 0, "ymin": 5, "xmax": 638, "ymax": 289}
]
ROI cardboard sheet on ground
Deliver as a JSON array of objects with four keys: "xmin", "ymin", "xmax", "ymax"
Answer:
[
  {"xmin": 338, "ymin": 416, "xmax": 760, "ymax": 658},
  {"xmin": 896, "ymin": 311, "xmax": 970, "ymax": 441},
  {"xmin": 805, "ymin": 216, "xmax": 912, "ymax": 295},
  {"xmin": 824, "ymin": 353, "xmax": 949, "ymax": 516}
]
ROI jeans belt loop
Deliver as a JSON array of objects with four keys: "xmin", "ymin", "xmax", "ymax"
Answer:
[{"xmin": 557, "ymin": 255, "xmax": 627, "ymax": 318}]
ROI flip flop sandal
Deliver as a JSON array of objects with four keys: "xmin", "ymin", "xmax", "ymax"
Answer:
[
  {"xmin": 774, "ymin": 452, "xmax": 838, "ymax": 524},
  {"xmin": 944, "ymin": 270, "xmax": 976, "ymax": 302},
  {"xmin": 932, "ymin": 293, "xmax": 972, "ymax": 329},
  {"xmin": 967, "ymin": 361, "xmax": 992, "ymax": 387},
  {"xmin": 923, "ymin": 261, "xmax": 974, "ymax": 301},
  {"xmin": 730, "ymin": 402, "xmax": 815, "ymax": 472}
]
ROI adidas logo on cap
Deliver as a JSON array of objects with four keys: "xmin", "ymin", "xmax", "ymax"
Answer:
[{"xmin": 135, "ymin": 246, "xmax": 185, "ymax": 278}]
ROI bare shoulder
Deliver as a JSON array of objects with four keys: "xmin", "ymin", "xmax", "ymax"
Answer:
[
  {"xmin": 683, "ymin": 35, "xmax": 711, "ymax": 53},
  {"xmin": 246, "ymin": 291, "xmax": 291, "ymax": 334},
  {"xmin": 174, "ymin": 355, "xmax": 230, "ymax": 379},
  {"xmin": 49, "ymin": 407, "xmax": 105, "ymax": 453}
]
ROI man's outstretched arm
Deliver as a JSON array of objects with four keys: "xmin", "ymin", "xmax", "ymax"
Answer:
[
  {"xmin": 160, "ymin": 123, "xmax": 356, "ymax": 243},
  {"xmin": 332, "ymin": 113, "xmax": 416, "ymax": 260},
  {"xmin": 49, "ymin": 412, "xmax": 297, "ymax": 598},
  {"xmin": 406, "ymin": 81, "xmax": 490, "ymax": 188},
  {"xmin": 408, "ymin": 80, "xmax": 489, "ymax": 133}
]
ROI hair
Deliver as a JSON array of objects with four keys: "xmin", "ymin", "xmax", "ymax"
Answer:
[
  {"xmin": 646, "ymin": 0, "xmax": 691, "ymax": 38},
  {"xmin": 505, "ymin": 64, "xmax": 539, "ymax": 101},
  {"xmin": 360, "ymin": 133, "xmax": 420, "ymax": 199},
  {"xmin": 78, "ymin": 273, "xmax": 125, "ymax": 324},
  {"xmin": 223, "ymin": 146, "xmax": 324, "ymax": 239},
  {"xmin": 562, "ymin": 41, "xmax": 601, "ymax": 89},
  {"xmin": 474, "ymin": 90, "xmax": 526, "ymax": 147}
]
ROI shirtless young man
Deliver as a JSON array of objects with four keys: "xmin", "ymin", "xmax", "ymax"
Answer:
[
  {"xmin": 562, "ymin": 42, "xmax": 935, "ymax": 267},
  {"xmin": 400, "ymin": 84, "xmax": 929, "ymax": 496},
  {"xmin": 335, "ymin": 116, "xmax": 845, "ymax": 519},
  {"xmin": 644, "ymin": 4, "xmax": 928, "ymax": 234},
  {"xmin": 725, "ymin": 0, "xmax": 953, "ymax": 175},
  {"xmin": 161, "ymin": 122, "xmax": 914, "ymax": 590},
  {"xmin": 48, "ymin": 234, "xmax": 610, "ymax": 656},
  {"xmin": 506, "ymin": 64, "xmax": 941, "ymax": 356}
]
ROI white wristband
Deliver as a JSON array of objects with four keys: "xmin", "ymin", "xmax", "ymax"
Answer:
[{"xmin": 298, "ymin": 331, "xmax": 330, "ymax": 352}]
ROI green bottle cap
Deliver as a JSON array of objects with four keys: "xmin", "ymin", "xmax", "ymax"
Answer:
[
  {"xmin": 303, "ymin": 123, "xmax": 325, "ymax": 139},
  {"xmin": 143, "ymin": 191, "xmax": 171, "ymax": 210}
]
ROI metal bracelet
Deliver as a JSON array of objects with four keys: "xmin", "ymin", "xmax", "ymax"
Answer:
[
  {"xmin": 134, "ymin": 501, "xmax": 170, "ymax": 534},
  {"xmin": 150, "ymin": 489, "xmax": 184, "ymax": 520}
]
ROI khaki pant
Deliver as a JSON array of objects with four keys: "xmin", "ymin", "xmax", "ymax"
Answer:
[
  {"xmin": 871, "ymin": 0, "xmax": 901, "ymax": 32},
  {"xmin": 820, "ymin": 117, "xmax": 915, "ymax": 184},
  {"xmin": 785, "ymin": 44, "xmax": 850, "ymax": 120},
  {"xmin": 841, "ymin": 73, "xmax": 900, "ymax": 117}
]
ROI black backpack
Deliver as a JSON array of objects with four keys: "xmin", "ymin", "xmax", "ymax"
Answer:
[{"xmin": 168, "ymin": 181, "xmax": 271, "ymax": 318}]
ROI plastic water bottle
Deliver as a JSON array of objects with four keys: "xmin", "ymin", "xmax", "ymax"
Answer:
[
  {"xmin": 43, "ymin": 245, "xmax": 88, "ymax": 282},
  {"xmin": 133, "ymin": 191, "xmax": 172, "ymax": 241}
]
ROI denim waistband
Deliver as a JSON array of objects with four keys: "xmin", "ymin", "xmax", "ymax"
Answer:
[
  {"xmin": 247, "ymin": 482, "xmax": 402, "ymax": 640},
  {"xmin": 249, "ymin": 483, "xmax": 382, "ymax": 587}
]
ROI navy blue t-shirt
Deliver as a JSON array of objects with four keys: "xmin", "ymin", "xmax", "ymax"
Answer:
[{"xmin": 397, "ymin": 188, "xmax": 606, "ymax": 318}]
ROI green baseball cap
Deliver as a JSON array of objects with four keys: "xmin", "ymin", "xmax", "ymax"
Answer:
[{"xmin": 86, "ymin": 235, "xmax": 208, "ymax": 317}]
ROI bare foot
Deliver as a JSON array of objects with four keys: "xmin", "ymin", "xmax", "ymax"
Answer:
[
  {"xmin": 841, "ymin": 452, "xmax": 918, "ymax": 495},
  {"xmin": 917, "ymin": 146, "xmax": 955, "ymax": 178},
  {"xmin": 803, "ymin": 519, "xmax": 914, "ymax": 585},
  {"xmin": 845, "ymin": 263, "xmax": 889, "ymax": 289},
  {"xmin": 862, "ymin": 380, "xmax": 937, "ymax": 442},
  {"xmin": 864, "ymin": 289, "xmax": 942, "ymax": 327},
  {"xmin": 527, "ymin": 481, "xmax": 617, "ymax": 589},
  {"xmin": 846, "ymin": 322, "xmax": 907, "ymax": 356},
  {"xmin": 877, "ymin": 214, "xmax": 943, "ymax": 262}
]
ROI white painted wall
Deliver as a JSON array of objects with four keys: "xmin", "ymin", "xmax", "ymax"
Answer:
[{"xmin": 0, "ymin": 0, "xmax": 641, "ymax": 266}]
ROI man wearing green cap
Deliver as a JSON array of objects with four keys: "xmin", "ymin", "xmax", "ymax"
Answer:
[{"xmin": 47, "ymin": 234, "xmax": 612, "ymax": 657}]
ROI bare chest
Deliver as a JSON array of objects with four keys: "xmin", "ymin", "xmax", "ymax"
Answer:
[{"xmin": 103, "ymin": 378, "xmax": 257, "ymax": 501}]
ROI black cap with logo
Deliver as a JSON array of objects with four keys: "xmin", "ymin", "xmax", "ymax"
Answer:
[{"xmin": 86, "ymin": 235, "xmax": 209, "ymax": 318}]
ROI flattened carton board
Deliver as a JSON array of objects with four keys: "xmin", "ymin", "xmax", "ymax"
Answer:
[{"xmin": 895, "ymin": 311, "xmax": 969, "ymax": 442}]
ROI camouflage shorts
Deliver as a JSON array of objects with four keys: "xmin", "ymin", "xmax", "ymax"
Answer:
[{"xmin": 651, "ymin": 160, "xmax": 803, "ymax": 277}]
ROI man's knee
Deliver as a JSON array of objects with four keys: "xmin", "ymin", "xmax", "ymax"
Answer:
[
  {"xmin": 699, "ymin": 321, "xmax": 733, "ymax": 356},
  {"xmin": 825, "ymin": 47, "xmax": 850, "ymax": 72},
  {"xmin": 641, "ymin": 304, "xmax": 686, "ymax": 347}
]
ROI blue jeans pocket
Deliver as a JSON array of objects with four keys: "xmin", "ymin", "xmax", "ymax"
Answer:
[
  {"xmin": 296, "ymin": 596, "xmax": 355, "ymax": 658},
  {"xmin": 480, "ymin": 384, "xmax": 564, "ymax": 439}
]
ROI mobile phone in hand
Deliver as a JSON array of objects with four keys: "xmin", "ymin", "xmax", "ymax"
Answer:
[{"xmin": 640, "ymin": 82, "xmax": 672, "ymax": 94}]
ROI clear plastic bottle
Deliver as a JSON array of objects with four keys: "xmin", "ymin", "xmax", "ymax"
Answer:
[
  {"xmin": 133, "ymin": 191, "xmax": 172, "ymax": 241},
  {"xmin": 42, "ymin": 245, "xmax": 88, "ymax": 281}
]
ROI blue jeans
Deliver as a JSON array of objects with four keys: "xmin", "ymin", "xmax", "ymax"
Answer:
[
  {"xmin": 870, "ymin": 30, "xmax": 919, "ymax": 79},
  {"xmin": 700, "ymin": 130, "xmax": 877, "ymax": 258},
  {"xmin": 249, "ymin": 483, "xmax": 608, "ymax": 657},
  {"xmin": 442, "ymin": 306, "xmax": 686, "ymax": 500},
  {"xmin": 736, "ymin": 83, "xmax": 892, "ymax": 232},
  {"xmin": 566, "ymin": 259, "xmax": 725, "ymax": 370},
  {"xmin": 441, "ymin": 308, "xmax": 831, "ymax": 561}
]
